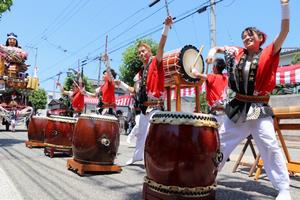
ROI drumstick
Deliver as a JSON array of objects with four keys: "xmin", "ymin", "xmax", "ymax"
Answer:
[
  {"xmin": 205, "ymin": 63, "xmax": 210, "ymax": 75},
  {"xmin": 164, "ymin": 0, "xmax": 170, "ymax": 16},
  {"xmin": 190, "ymin": 45, "xmax": 204, "ymax": 73}
]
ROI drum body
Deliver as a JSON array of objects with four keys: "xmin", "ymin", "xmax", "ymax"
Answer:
[
  {"xmin": 72, "ymin": 114, "xmax": 120, "ymax": 165},
  {"xmin": 144, "ymin": 111, "xmax": 222, "ymax": 199},
  {"xmin": 44, "ymin": 116, "xmax": 76, "ymax": 148},
  {"xmin": 163, "ymin": 45, "xmax": 204, "ymax": 86},
  {"xmin": 27, "ymin": 115, "xmax": 48, "ymax": 143}
]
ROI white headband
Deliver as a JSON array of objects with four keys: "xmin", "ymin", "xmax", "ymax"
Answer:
[{"xmin": 7, "ymin": 35, "xmax": 17, "ymax": 40}]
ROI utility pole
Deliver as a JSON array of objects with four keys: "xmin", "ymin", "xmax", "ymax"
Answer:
[
  {"xmin": 26, "ymin": 46, "xmax": 38, "ymax": 76},
  {"xmin": 98, "ymin": 54, "xmax": 102, "ymax": 85},
  {"xmin": 209, "ymin": 0, "xmax": 216, "ymax": 48}
]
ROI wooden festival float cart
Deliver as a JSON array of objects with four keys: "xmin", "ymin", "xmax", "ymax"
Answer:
[{"xmin": 0, "ymin": 45, "xmax": 38, "ymax": 135}]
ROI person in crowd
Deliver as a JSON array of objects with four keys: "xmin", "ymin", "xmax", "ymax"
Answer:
[{"xmin": 205, "ymin": 1, "xmax": 290, "ymax": 199}]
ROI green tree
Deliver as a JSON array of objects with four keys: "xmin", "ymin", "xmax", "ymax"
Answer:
[
  {"xmin": 291, "ymin": 52, "xmax": 300, "ymax": 65},
  {"xmin": 28, "ymin": 88, "xmax": 47, "ymax": 112},
  {"xmin": 199, "ymin": 92, "xmax": 208, "ymax": 113},
  {"xmin": 63, "ymin": 74, "xmax": 93, "ymax": 92},
  {"xmin": 119, "ymin": 38, "xmax": 158, "ymax": 86},
  {"xmin": 0, "ymin": 0, "xmax": 13, "ymax": 14}
]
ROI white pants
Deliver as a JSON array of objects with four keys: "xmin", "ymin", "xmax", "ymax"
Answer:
[
  {"xmin": 127, "ymin": 114, "xmax": 140, "ymax": 144},
  {"xmin": 214, "ymin": 114, "xmax": 226, "ymax": 128},
  {"xmin": 219, "ymin": 115, "xmax": 290, "ymax": 191},
  {"xmin": 131, "ymin": 110, "xmax": 159, "ymax": 162}
]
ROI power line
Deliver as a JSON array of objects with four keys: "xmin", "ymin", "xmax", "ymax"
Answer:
[
  {"xmin": 26, "ymin": 0, "xmax": 76, "ymax": 46},
  {"xmin": 41, "ymin": 0, "xmax": 224, "ymax": 83}
]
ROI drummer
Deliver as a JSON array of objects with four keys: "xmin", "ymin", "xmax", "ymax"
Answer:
[
  {"xmin": 205, "ymin": 0, "xmax": 291, "ymax": 199},
  {"xmin": 57, "ymin": 80, "xmax": 85, "ymax": 116},
  {"xmin": 192, "ymin": 58, "xmax": 228, "ymax": 126},
  {"xmin": 86, "ymin": 67, "xmax": 117, "ymax": 115},
  {"xmin": 117, "ymin": 15, "xmax": 173, "ymax": 165}
]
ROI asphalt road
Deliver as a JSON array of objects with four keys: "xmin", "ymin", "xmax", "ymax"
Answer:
[{"xmin": 0, "ymin": 125, "xmax": 299, "ymax": 200}]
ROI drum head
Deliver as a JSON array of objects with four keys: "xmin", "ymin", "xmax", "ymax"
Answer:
[{"xmin": 179, "ymin": 45, "xmax": 205, "ymax": 83}]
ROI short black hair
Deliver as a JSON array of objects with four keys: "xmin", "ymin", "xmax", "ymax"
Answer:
[
  {"xmin": 213, "ymin": 58, "xmax": 226, "ymax": 73},
  {"xmin": 241, "ymin": 27, "xmax": 267, "ymax": 46},
  {"xmin": 103, "ymin": 69, "xmax": 117, "ymax": 79}
]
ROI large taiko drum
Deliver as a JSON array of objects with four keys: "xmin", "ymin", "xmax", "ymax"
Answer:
[
  {"xmin": 143, "ymin": 111, "xmax": 222, "ymax": 200},
  {"xmin": 72, "ymin": 114, "xmax": 120, "ymax": 165},
  {"xmin": 27, "ymin": 115, "xmax": 48, "ymax": 145},
  {"xmin": 163, "ymin": 45, "xmax": 204, "ymax": 86},
  {"xmin": 44, "ymin": 115, "xmax": 77, "ymax": 157}
]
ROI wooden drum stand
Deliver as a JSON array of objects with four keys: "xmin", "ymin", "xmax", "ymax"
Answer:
[
  {"xmin": 254, "ymin": 106, "xmax": 300, "ymax": 179},
  {"xmin": 165, "ymin": 74, "xmax": 204, "ymax": 112}
]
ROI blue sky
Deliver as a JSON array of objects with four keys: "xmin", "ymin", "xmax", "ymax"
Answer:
[{"xmin": 1, "ymin": 0, "xmax": 299, "ymax": 92}]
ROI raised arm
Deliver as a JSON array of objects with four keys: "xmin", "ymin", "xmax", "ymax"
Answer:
[
  {"xmin": 205, "ymin": 46, "xmax": 226, "ymax": 64},
  {"xmin": 273, "ymin": 0, "xmax": 289, "ymax": 55},
  {"xmin": 156, "ymin": 16, "xmax": 173, "ymax": 64},
  {"xmin": 115, "ymin": 80, "xmax": 135, "ymax": 93},
  {"xmin": 56, "ymin": 82, "xmax": 69, "ymax": 96}
]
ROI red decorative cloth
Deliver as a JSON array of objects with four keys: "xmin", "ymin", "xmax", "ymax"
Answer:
[
  {"xmin": 72, "ymin": 91, "xmax": 84, "ymax": 112},
  {"xmin": 146, "ymin": 56, "xmax": 164, "ymax": 99},
  {"xmin": 101, "ymin": 80, "xmax": 116, "ymax": 106}
]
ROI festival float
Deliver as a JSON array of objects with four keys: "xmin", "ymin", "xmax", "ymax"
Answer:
[{"xmin": 0, "ymin": 44, "xmax": 38, "ymax": 131}]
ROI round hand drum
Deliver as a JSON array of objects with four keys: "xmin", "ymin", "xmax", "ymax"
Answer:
[
  {"xmin": 27, "ymin": 115, "xmax": 48, "ymax": 146},
  {"xmin": 143, "ymin": 111, "xmax": 222, "ymax": 200},
  {"xmin": 163, "ymin": 45, "xmax": 204, "ymax": 86},
  {"xmin": 72, "ymin": 114, "xmax": 120, "ymax": 165}
]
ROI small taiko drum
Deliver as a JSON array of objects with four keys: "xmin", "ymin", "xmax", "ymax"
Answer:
[
  {"xmin": 163, "ymin": 45, "xmax": 204, "ymax": 86},
  {"xmin": 72, "ymin": 114, "xmax": 120, "ymax": 165},
  {"xmin": 44, "ymin": 115, "xmax": 77, "ymax": 157},
  {"xmin": 143, "ymin": 111, "xmax": 222, "ymax": 200},
  {"xmin": 26, "ymin": 115, "xmax": 48, "ymax": 147}
]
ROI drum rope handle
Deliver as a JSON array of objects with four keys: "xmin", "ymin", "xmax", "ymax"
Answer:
[{"xmin": 190, "ymin": 45, "xmax": 204, "ymax": 73}]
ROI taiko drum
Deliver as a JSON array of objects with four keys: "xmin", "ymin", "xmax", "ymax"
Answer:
[
  {"xmin": 143, "ymin": 111, "xmax": 222, "ymax": 199},
  {"xmin": 72, "ymin": 114, "xmax": 120, "ymax": 165}
]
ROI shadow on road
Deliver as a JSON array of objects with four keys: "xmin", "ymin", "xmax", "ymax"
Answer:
[{"xmin": 0, "ymin": 138, "xmax": 24, "ymax": 147}]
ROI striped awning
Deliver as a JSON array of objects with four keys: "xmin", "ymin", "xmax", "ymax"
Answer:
[
  {"xmin": 116, "ymin": 95, "xmax": 134, "ymax": 106},
  {"xmin": 84, "ymin": 95, "xmax": 135, "ymax": 107},
  {"xmin": 276, "ymin": 64, "xmax": 300, "ymax": 85}
]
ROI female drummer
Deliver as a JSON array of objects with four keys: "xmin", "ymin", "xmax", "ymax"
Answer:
[
  {"xmin": 206, "ymin": 1, "xmax": 290, "ymax": 199},
  {"xmin": 57, "ymin": 80, "xmax": 85, "ymax": 116}
]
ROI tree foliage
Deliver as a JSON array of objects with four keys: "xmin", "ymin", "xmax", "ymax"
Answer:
[
  {"xmin": 291, "ymin": 52, "xmax": 300, "ymax": 65},
  {"xmin": 0, "ymin": 0, "xmax": 13, "ymax": 14},
  {"xmin": 28, "ymin": 88, "xmax": 47, "ymax": 112},
  {"xmin": 119, "ymin": 38, "xmax": 158, "ymax": 86},
  {"xmin": 63, "ymin": 73, "xmax": 93, "ymax": 92}
]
